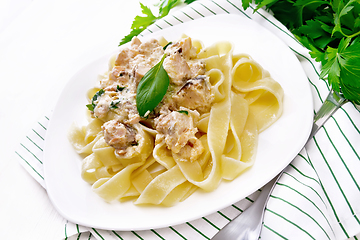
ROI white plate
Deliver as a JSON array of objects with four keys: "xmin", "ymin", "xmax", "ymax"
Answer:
[{"xmin": 44, "ymin": 14, "xmax": 313, "ymax": 230}]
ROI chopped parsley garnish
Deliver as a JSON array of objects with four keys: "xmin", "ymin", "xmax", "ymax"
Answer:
[
  {"xmin": 117, "ymin": 85, "xmax": 126, "ymax": 92},
  {"xmin": 86, "ymin": 89, "xmax": 105, "ymax": 112},
  {"xmin": 178, "ymin": 110, "xmax": 189, "ymax": 115},
  {"xmin": 163, "ymin": 42, "xmax": 173, "ymax": 50},
  {"xmin": 110, "ymin": 99, "xmax": 121, "ymax": 109}
]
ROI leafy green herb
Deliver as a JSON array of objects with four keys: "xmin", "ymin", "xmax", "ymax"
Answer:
[
  {"xmin": 119, "ymin": 0, "xmax": 196, "ymax": 46},
  {"xmin": 119, "ymin": 1, "xmax": 180, "ymax": 46},
  {"xmin": 243, "ymin": 0, "xmax": 360, "ymax": 104},
  {"xmin": 86, "ymin": 104, "xmax": 95, "ymax": 112},
  {"xmin": 86, "ymin": 89, "xmax": 105, "ymax": 112},
  {"xmin": 110, "ymin": 99, "xmax": 121, "ymax": 109},
  {"xmin": 117, "ymin": 85, "xmax": 126, "ymax": 92},
  {"xmin": 177, "ymin": 110, "xmax": 189, "ymax": 115},
  {"xmin": 156, "ymin": 0, "xmax": 182, "ymax": 16},
  {"xmin": 136, "ymin": 54, "xmax": 169, "ymax": 117},
  {"xmin": 163, "ymin": 42, "xmax": 173, "ymax": 50}
]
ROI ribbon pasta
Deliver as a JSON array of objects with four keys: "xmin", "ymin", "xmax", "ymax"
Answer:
[{"xmin": 68, "ymin": 36, "xmax": 283, "ymax": 206}]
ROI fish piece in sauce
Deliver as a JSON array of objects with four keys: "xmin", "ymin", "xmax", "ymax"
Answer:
[
  {"xmin": 173, "ymin": 75, "xmax": 214, "ymax": 113},
  {"xmin": 102, "ymin": 120, "xmax": 139, "ymax": 155},
  {"xmin": 155, "ymin": 110, "xmax": 204, "ymax": 161},
  {"xmin": 164, "ymin": 37, "xmax": 197, "ymax": 60},
  {"xmin": 163, "ymin": 52, "xmax": 192, "ymax": 85}
]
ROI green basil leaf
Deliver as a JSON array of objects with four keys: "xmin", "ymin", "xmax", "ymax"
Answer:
[{"xmin": 136, "ymin": 54, "xmax": 169, "ymax": 117}]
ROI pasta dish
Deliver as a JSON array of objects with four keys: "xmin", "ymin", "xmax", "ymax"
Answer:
[{"xmin": 68, "ymin": 35, "xmax": 284, "ymax": 206}]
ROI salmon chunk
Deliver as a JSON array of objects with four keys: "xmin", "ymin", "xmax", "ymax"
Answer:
[
  {"xmin": 155, "ymin": 110, "xmax": 204, "ymax": 161},
  {"xmin": 102, "ymin": 120, "xmax": 138, "ymax": 155}
]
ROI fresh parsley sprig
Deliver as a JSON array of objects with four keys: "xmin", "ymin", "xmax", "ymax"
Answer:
[
  {"xmin": 243, "ymin": 0, "xmax": 360, "ymax": 104},
  {"xmin": 119, "ymin": 0, "xmax": 197, "ymax": 46}
]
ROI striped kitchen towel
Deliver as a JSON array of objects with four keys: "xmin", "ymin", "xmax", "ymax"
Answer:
[{"xmin": 15, "ymin": 0, "xmax": 360, "ymax": 239}]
